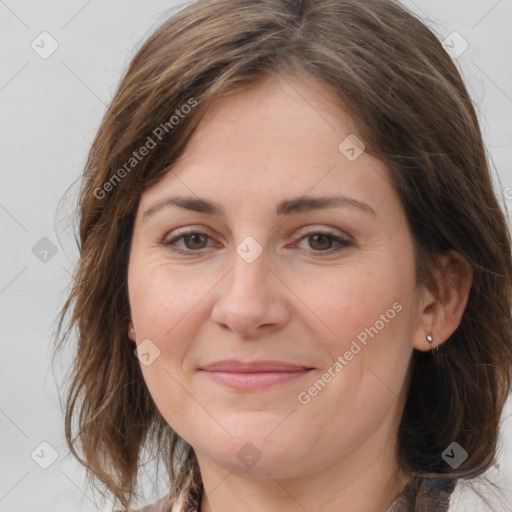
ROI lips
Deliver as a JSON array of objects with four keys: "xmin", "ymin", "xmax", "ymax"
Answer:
[
  {"xmin": 199, "ymin": 359, "xmax": 314, "ymax": 391},
  {"xmin": 200, "ymin": 359, "xmax": 313, "ymax": 372}
]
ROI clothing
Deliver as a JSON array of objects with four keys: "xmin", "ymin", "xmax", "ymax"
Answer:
[
  {"xmin": 384, "ymin": 476, "xmax": 456, "ymax": 511},
  {"xmin": 124, "ymin": 467, "xmax": 464, "ymax": 512}
]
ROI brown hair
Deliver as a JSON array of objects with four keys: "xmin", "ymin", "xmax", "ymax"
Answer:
[{"xmin": 55, "ymin": 0, "xmax": 512, "ymax": 509}]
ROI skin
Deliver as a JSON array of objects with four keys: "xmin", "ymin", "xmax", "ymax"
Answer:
[{"xmin": 127, "ymin": 72, "xmax": 472, "ymax": 512}]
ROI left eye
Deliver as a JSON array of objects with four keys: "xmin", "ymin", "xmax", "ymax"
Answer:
[
  {"xmin": 291, "ymin": 231, "xmax": 352, "ymax": 253},
  {"xmin": 298, "ymin": 233, "xmax": 344, "ymax": 251}
]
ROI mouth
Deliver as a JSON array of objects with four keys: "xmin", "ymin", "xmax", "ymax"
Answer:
[
  {"xmin": 198, "ymin": 360, "xmax": 315, "ymax": 391},
  {"xmin": 200, "ymin": 369, "xmax": 314, "ymax": 390}
]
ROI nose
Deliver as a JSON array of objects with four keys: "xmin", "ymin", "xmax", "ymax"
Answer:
[{"xmin": 210, "ymin": 247, "xmax": 291, "ymax": 337}]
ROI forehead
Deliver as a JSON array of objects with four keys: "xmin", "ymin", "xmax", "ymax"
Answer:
[
  {"xmin": 180, "ymin": 72, "xmax": 358, "ymax": 162},
  {"xmin": 138, "ymin": 72, "xmax": 395, "ymax": 218}
]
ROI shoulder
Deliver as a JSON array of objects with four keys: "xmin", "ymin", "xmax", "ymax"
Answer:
[
  {"xmin": 448, "ymin": 476, "xmax": 511, "ymax": 512},
  {"xmin": 122, "ymin": 465, "xmax": 201, "ymax": 512},
  {"xmin": 114, "ymin": 493, "xmax": 175, "ymax": 512}
]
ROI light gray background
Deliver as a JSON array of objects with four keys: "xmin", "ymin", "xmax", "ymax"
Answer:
[{"xmin": 1, "ymin": 1, "xmax": 511, "ymax": 511}]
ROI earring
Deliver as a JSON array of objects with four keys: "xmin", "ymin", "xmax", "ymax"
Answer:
[
  {"xmin": 426, "ymin": 333, "xmax": 438, "ymax": 352},
  {"xmin": 130, "ymin": 327, "xmax": 136, "ymax": 335}
]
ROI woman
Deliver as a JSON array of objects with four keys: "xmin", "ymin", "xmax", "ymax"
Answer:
[{"xmin": 55, "ymin": 0, "xmax": 512, "ymax": 511}]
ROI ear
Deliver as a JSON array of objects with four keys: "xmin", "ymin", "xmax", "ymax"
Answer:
[
  {"xmin": 413, "ymin": 251, "xmax": 473, "ymax": 352},
  {"xmin": 127, "ymin": 319, "xmax": 136, "ymax": 344}
]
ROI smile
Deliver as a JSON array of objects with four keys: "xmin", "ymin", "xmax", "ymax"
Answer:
[{"xmin": 199, "ymin": 369, "xmax": 313, "ymax": 391}]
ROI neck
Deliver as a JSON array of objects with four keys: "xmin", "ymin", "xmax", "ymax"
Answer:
[
  {"xmin": 195, "ymin": 378, "xmax": 412, "ymax": 512},
  {"xmin": 196, "ymin": 436, "xmax": 411, "ymax": 512}
]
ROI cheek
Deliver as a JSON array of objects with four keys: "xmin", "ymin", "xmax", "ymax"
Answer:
[
  {"xmin": 127, "ymin": 259, "xmax": 214, "ymax": 403},
  {"xmin": 290, "ymin": 263, "xmax": 414, "ymax": 432},
  {"xmin": 128, "ymin": 260, "xmax": 217, "ymax": 435},
  {"xmin": 290, "ymin": 254, "xmax": 416, "ymax": 412},
  {"xmin": 304, "ymin": 258, "xmax": 415, "ymax": 411},
  {"xmin": 286, "ymin": 258, "xmax": 411, "ymax": 351},
  {"xmin": 128, "ymin": 259, "xmax": 218, "ymax": 344}
]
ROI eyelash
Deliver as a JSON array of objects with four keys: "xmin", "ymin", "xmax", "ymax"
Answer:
[{"xmin": 162, "ymin": 227, "xmax": 352, "ymax": 256}]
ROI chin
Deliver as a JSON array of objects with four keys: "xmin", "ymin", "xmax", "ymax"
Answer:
[{"xmin": 196, "ymin": 432, "xmax": 306, "ymax": 475}]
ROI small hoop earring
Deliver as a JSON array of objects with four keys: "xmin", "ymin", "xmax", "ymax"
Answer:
[{"xmin": 130, "ymin": 327, "xmax": 136, "ymax": 334}]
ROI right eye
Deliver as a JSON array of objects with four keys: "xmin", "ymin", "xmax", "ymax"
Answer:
[{"xmin": 163, "ymin": 229, "xmax": 216, "ymax": 254}]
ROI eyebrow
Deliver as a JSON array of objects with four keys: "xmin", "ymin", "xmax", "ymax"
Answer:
[{"xmin": 143, "ymin": 194, "xmax": 376, "ymax": 221}]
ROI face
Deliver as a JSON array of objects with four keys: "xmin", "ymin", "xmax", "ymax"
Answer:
[{"xmin": 127, "ymin": 72, "xmax": 425, "ymax": 479}]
